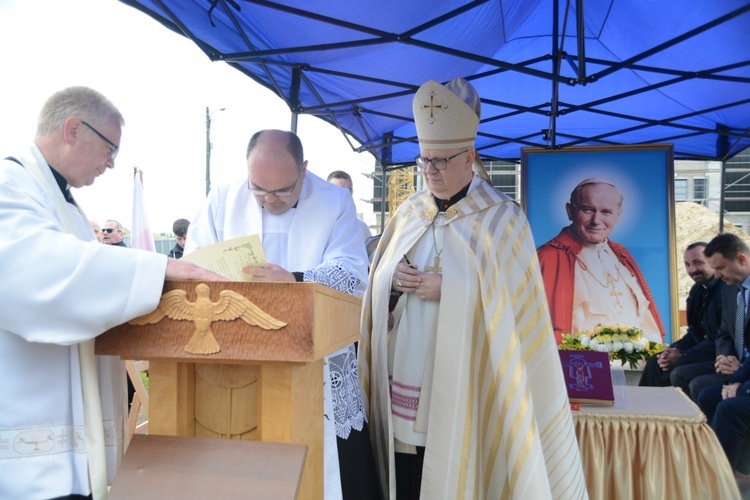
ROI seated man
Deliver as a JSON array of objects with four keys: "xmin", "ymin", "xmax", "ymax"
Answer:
[
  {"xmin": 697, "ymin": 232, "xmax": 750, "ymax": 493},
  {"xmin": 537, "ymin": 178, "xmax": 665, "ymax": 343},
  {"xmin": 689, "ymin": 233, "xmax": 746, "ymax": 401},
  {"xmin": 701, "ymin": 381, "xmax": 750, "ymax": 491},
  {"xmin": 639, "ymin": 242, "xmax": 724, "ymax": 392}
]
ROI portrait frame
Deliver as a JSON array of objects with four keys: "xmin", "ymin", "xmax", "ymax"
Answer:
[{"xmin": 521, "ymin": 144, "xmax": 677, "ymax": 344}]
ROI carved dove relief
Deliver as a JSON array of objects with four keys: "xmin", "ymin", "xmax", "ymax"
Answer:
[{"xmin": 129, "ymin": 283, "xmax": 286, "ymax": 354}]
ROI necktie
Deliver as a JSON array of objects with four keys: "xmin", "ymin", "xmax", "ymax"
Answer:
[{"xmin": 736, "ymin": 285, "xmax": 746, "ymax": 361}]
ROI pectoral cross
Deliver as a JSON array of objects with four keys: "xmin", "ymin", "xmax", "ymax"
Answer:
[
  {"xmin": 603, "ymin": 271, "xmax": 623, "ymax": 309},
  {"xmin": 610, "ymin": 287, "xmax": 623, "ymax": 309},
  {"xmin": 425, "ymin": 255, "xmax": 442, "ymax": 273}
]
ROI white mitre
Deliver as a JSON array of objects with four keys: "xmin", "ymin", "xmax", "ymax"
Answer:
[
  {"xmin": 412, "ymin": 78, "xmax": 480, "ymax": 150},
  {"xmin": 412, "ymin": 78, "xmax": 491, "ymax": 182}
]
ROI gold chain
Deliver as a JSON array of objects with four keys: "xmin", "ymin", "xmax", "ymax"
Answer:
[
  {"xmin": 425, "ymin": 217, "xmax": 443, "ymax": 273},
  {"xmin": 431, "ymin": 218, "xmax": 443, "ymax": 259},
  {"xmin": 579, "ymin": 248, "xmax": 622, "ymax": 288}
]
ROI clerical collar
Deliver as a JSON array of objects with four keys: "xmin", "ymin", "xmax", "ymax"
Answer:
[
  {"xmin": 49, "ymin": 166, "xmax": 76, "ymax": 205},
  {"xmin": 434, "ymin": 182, "xmax": 471, "ymax": 212},
  {"xmin": 261, "ymin": 200, "xmax": 299, "ymax": 210}
]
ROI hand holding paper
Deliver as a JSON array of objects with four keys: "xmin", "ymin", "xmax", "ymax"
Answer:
[
  {"xmin": 242, "ymin": 262, "xmax": 297, "ymax": 282},
  {"xmin": 182, "ymin": 235, "xmax": 266, "ymax": 281}
]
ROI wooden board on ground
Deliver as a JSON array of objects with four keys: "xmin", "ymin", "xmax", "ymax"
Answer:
[{"xmin": 109, "ymin": 434, "xmax": 306, "ymax": 499}]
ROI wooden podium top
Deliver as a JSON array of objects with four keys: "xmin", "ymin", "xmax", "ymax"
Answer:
[
  {"xmin": 96, "ymin": 281, "xmax": 361, "ymax": 363},
  {"xmin": 109, "ymin": 434, "xmax": 306, "ymax": 499}
]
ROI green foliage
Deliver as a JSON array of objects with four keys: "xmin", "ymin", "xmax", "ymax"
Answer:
[
  {"xmin": 609, "ymin": 341, "xmax": 665, "ymax": 370},
  {"xmin": 558, "ymin": 325, "xmax": 667, "ymax": 370},
  {"xmin": 558, "ymin": 334, "xmax": 589, "ymax": 351}
]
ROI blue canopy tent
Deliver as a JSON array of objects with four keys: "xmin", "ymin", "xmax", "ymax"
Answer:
[
  {"xmin": 119, "ymin": 0, "xmax": 750, "ymax": 164},
  {"xmin": 118, "ymin": 1, "xmax": 750, "ymax": 343}
]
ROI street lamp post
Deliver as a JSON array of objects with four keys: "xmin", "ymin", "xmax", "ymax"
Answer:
[{"xmin": 205, "ymin": 106, "xmax": 226, "ymax": 196}]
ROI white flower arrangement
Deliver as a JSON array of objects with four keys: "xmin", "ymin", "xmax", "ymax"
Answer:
[{"xmin": 559, "ymin": 324, "xmax": 664, "ymax": 369}]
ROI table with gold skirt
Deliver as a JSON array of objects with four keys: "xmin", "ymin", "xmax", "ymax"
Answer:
[{"xmin": 572, "ymin": 386, "xmax": 740, "ymax": 499}]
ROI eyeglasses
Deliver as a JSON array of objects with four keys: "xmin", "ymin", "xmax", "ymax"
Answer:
[
  {"xmin": 81, "ymin": 120, "xmax": 119, "ymax": 160},
  {"xmin": 247, "ymin": 174, "xmax": 300, "ymax": 197},
  {"xmin": 102, "ymin": 228, "xmax": 120, "ymax": 233},
  {"xmin": 414, "ymin": 150, "xmax": 469, "ymax": 170}
]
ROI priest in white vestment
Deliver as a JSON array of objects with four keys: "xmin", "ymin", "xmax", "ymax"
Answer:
[
  {"xmin": 0, "ymin": 87, "xmax": 224, "ymax": 499},
  {"xmin": 360, "ymin": 79, "xmax": 588, "ymax": 499},
  {"xmin": 185, "ymin": 129, "xmax": 379, "ymax": 500}
]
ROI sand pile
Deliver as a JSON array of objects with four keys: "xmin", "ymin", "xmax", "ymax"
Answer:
[{"xmin": 674, "ymin": 202, "xmax": 750, "ymax": 305}]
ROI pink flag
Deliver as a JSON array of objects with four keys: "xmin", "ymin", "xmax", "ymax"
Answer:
[{"xmin": 131, "ymin": 168, "xmax": 156, "ymax": 252}]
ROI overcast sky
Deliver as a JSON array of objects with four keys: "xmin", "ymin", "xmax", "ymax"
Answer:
[{"xmin": 0, "ymin": 0, "xmax": 375, "ymax": 233}]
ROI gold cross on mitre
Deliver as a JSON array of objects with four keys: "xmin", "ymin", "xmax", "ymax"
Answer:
[
  {"xmin": 424, "ymin": 256, "xmax": 442, "ymax": 273},
  {"xmin": 420, "ymin": 89, "xmax": 447, "ymax": 124}
]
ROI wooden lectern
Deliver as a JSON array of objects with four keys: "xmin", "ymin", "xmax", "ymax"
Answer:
[{"xmin": 97, "ymin": 281, "xmax": 362, "ymax": 500}]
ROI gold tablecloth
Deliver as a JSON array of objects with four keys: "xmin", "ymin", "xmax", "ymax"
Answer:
[{"xmin": 573, "ymin": 386, "xmax": 740, "ymax": 500}]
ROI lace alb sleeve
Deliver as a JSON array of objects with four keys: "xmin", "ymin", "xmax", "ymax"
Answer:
[{"xmin": 302, "ymin": 260, "xmax": 367, "ymax": 297}]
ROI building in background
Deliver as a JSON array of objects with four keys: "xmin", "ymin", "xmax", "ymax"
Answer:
[
  {"xmin": 361, "ymin": 147, "xmax": 750, "ymax": 236},
  {"xmin": 366, "ymin": 158, "xmax": 520, "ymax": 232},
  {"xmin": 675, "ymin": 146, "xmax": 750, "ymax": 231}
]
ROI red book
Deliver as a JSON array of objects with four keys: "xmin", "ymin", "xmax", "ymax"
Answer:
[{"xmin": 558, "ymin": 350, "xmax": 615, "ymax": 405}]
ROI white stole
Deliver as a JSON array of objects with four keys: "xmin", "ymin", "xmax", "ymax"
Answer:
[{"xmin": 18, "ymin": 146, "xmax": 108, "ymax": 500}]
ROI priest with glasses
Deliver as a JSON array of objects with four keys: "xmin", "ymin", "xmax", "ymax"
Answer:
[
  {"xmin": 186, "ymin": 129, "xmax": 378, "ymax": 499},
  {"xmin": 359, "ymin": 78, "xmax": 586, "ymax": 499}
]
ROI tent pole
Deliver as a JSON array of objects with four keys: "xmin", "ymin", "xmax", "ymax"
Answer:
[
  {"xmin": 380, "ymin": 133, "xmax": 393, "ymax": 233},
  {"xmin": 717, "ymin": 125, "xmax": 730, "ymax": 233},
  {"xmin": 205, "ymin": 106, "xmax": 225, "ymax": 197},
  {"xmin": 719, "ymin": 159, "xmax": 726, "ymax": 233},
  {"xmin": 380, "ymin": 166, "xmax": 387, "ymax": 233},
  {"xmin": 549, "ymin": 0, "xmax": 560, "ymax": 148},
  {"xmin": 576, "ymin": 0, "xmax": 586, "ymax": 83},
  {"xmin": 205, "ymin": 106, "xmax": 211, "ymax": 196},
  {"xmin": 290, "ymin": 67, "xmax": 301, "ymax": 133}
]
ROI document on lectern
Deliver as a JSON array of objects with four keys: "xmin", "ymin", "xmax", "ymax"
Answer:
[{"xmin": 182, "ymin": 235, "xmax": 266, "ymax": 281}]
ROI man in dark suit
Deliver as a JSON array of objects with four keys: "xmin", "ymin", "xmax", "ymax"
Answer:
[
  {"xmin": 639, "ymin": 241, "xmax": 725, "ymax": 392},
  {"xmin": 685, "ymin": 234, "xmax": 747, "ymax": 402},
  {"xmin": 697, "ymin": 233, "xmax": 750, "ymax": 490}
]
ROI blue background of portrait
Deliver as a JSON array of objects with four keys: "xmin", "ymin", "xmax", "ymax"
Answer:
[{"xmin": 523, "ymin": 147, "xmax": 674, "ymax": 343}]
